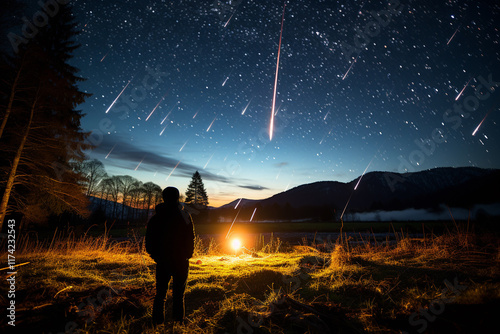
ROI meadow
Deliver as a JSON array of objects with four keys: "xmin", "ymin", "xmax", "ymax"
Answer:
[{"xmin": 0, "ymin": 221, "xmax": 499, "ymax": 333}]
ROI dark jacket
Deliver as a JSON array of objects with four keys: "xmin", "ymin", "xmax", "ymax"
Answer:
[{"xmin": 145, "ymin": 202, "xmax": 195, "ymax": 263}]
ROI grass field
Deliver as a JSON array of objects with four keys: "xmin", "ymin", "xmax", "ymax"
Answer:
[{"xmin": 1, "ymin": 223, "xmax": 499, "ymax": 333}]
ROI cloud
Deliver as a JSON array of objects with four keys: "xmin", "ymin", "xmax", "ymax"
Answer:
[
  {"xmin": 238, "ymin": 184, "xmax": 269, "ymax": 191},
  {"xmin": 89, "ymin": 136, "xmax": 232, "ymax": 183},
  {"xmin": 274, "ymin": 162, "xmax": 289, "ymax": 168}
]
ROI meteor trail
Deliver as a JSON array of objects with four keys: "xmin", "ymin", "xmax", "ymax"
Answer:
[
  {"xmin": 225, "ymin": 208, "xmax": 241, "ymax": 239},
  {"xmin": 234, "ymin": 198, "xmax": 242, "ymax": 209},
  {"xmin": 105, "ymin": 80, "xmax": 131, "ymax": 113},
  {"xmin": 159, "ymin": 125, "xmax": 167, "ymax": 136},
  {"xmin": 447, "ymin": 24, "xmax": 461, "ymax": 45},
  {"xmin": 179, "ymin": 140, "xmax": 189, "ymax": 152},
  {"xmin": 166, "ymin": 160, "xmax": 181, "ymax": 181},
  {"xmin": 250, "ymin": 208, "xmax": 257, "ymax": 222},
  {"xmin": 207, "ymin": 117, "xmax": 217, "ymax": 132},
  {"xmin": 146, "ymin": 92, "xmax": 168, "ymax": 121},
  {"xmin": 105, "ymin": 144, "xmax": 117, "ymax": 159},
  {"xmin": 161, "ymin": 103, "xmax": 179, "ymax": 124},
  {"xmin": 100, "ymin": 51, "xmax": 110, "ymax": 62},
  {"xmin": 269, "ymin": 2, "xmax": 286, "ymax": 141},
  {"xmin": 203, "ymin": 153, "xmax": 215, "ymax": 169},
  {"xmin": 241, "ymin": 98, "xmax": 252, "ymax": 115},
  {"xmin": 135, "ymin": 156, "xmax": 145, "ymax": 171},
  {"xmin": 224, "ymin": 11, "xmax": 235, "ymax": 28},
  {"xmin": 354, "ymin": 156, "xmax": 376, "ymax": 190},
  {"xmin": 472, "ymin": 105, "xmax": 497, "ymax": 136},
  {"xmin": 342, "ymin": 56, "xmax": 358, "ymax": 80},
  {"xmin": 455, "ymin": 77, "xmax": 473, "ymax": 101}
]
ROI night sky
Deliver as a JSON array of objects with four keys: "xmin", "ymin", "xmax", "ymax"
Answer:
[{"xmin": 69, "ymin": 0, "xmax": 500, "ymax": 206}]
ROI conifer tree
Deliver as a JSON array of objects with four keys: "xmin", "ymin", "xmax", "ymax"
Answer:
[
  {"xmin": 185, "ymin": 171, "xmax": 209, "ymax": 207},
  {"xmin": 0, "ymin": 3, "xmax": 91, "ymax": 229}
]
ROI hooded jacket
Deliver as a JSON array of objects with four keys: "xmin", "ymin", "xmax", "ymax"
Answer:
[{"xmin": 145, "ymin": 202, "xmax": 195, "ymax": 263}]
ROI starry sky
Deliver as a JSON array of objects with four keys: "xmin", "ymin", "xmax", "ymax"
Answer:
[{"xmin": 68, "ymin": 0, "xmax": 500, "ymax": 207}]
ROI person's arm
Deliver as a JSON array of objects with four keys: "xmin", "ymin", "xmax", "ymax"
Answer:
[
  {"xmin": 145, "ymin": 216, "xmax": 157, "ymax": 260},
  {"xmin": 186, "ymin": 214, "xmax": 195, "ymax": 259}
]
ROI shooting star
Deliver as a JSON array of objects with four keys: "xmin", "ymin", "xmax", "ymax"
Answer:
[
  {"xmin": 207, "ymin": 117, "xmax": 217, "ymax": 132},
  {"xmin": 354, "ymin": 156, "xmax": 376, "ymax": 190},
  {"xmin": 342, "ymin": 56, "xmax": 358, "ymax": 80},
  {"xmin": 203, "ymin": 153, "xmax": 215, "ymax": 169},
  {"xmin": 105, "ymin": 80, "xmax": 131, "ymax": 113},
  {"xmin": 472, "ymin": 105, "xmax": 497, "ymax": 136},
  {"xmin": 224, "ymin": 11, "xmax": 235, "ymax": 28},
  {"xmin": 166, "ymin": 160, "xmax": 181, "ymax": 181},
  {"xmin": 161, "ymin": 103, "xmax": 179, "ymax": 124},
  {"xmin": 447, "ymin": 24, "xmax": 461, "ymax": 46},
  {"xmin": 234, "ymin": 198, "xmax": 243, "ymax": 209},
  {"xmin": 222, "ymin": 76, "xmax": 229, "ymax": 86},
  {"xmin": 146, "ymin": 92, "xmax": 168, "ymax": 121},
  {"xmin": 193, "ymin": 110, "xmax": 199, "ymax": 119},
  {"xmin": 159, "ymin": 125, "xmax": 168, "ymax": 136},
  {"xmin": 225, "ymin": 208, "xmax": 241, "ymax": 239},
  {"xmin": 455, "ymin": 77, "xmax": 473, "ymax": 101},
  {"xmin": 269, "ymin": 2, "xmax": 286, "ymax": 141},
  {"xmin": 340, "ymin": 192, "xmax": 354, "ymax": 221},
  {"xmin": 241, "ymin": 98, "xmax": 253, "ymax": 115},
  {"xmin": 100, "ymin": 50, "xmax": 110, "ymax": 62},
  {"xmin": 179, "ymin": 140, "xmax": 189, "ymax": 152},
  {"xmin": 250, "ymin": 208, "xmax": 257, "ymax": 222},
  {"xmin": 323, "ymin": 111, "xmax": 330, "ymax": 121},
  {"xmin": 134, "ymin": 156, "xmax": 146, "ymax": 171},
  {"xmin": 105, "ymin": 143, "xmax": 117, "ymax": 159}
]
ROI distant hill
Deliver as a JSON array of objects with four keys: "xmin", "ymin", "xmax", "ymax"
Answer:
[{"xmin": 215, "ymin": 167, "xmax": 500, "ymax": 220}]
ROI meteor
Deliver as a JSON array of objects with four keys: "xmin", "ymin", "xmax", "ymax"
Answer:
[
  {"xmin": 179, "ymin": 140, "xmax": 189, "ymax": 152},
  {"xmin": 447, "ymin": 24, "xmax": 461, "ymax": 46},
  {"xmin": 105, "ymin": 143, "xmax": 117, "ymax": 159},
  {"xmin": 224, "ymin": 11, "xmax": 235, "ymax": 28},
  {"xmin": 342, "ymin": 56, "xmax": 358, "ymax": 80},
  {"xmin": 105, "ymin": 80, "xmax": 131, "ymax": 113},
  {"xmin": 354, "ymin": 156, "xmax": 375, "ymax": 190},
  {"xmin": 100, "ymin": 51, "xmax": 109, "ymax": 62},
  {"xmin": 159, "ymin": 125, "xmax": 167, "ymax": 136},
  {"xmin": 135, "ymin": 156, "xmax": 145, "ymax": 171},
  {"xmin": 146, "ymin": 92, "xmax": 168, "ymax": 121},
  {"xmin": 203, "ymin": 153, "xmax": 215, "ymax": 169},
  {"xmin": 472, "ymin": 105, "xmax": 497, "ymax": 136},
  {"xmin": 455, "ymin": 77, "xmax": 473, "ymax": 101},
  {"xmin": 166, "ymin": 160, "xmax": 181, "ymax": 181},
  {"xmin": 234, "ymin": 198, "xmax": 242, "ymax": 209},
  {"xmin": 207, "ymin": 117, "xmax": 217, "ymax": 132},
  {"xmin": 222, "ymin": 76, "xmax": 229, "ymax": 86},
  {"xmin": 269, "ymin": 2, "xmax": 286, "ymax": 141},
  {"xmin": 250, "ymin": 208, "xmax": 257, "ymax": 222},
  {"xmin": 225, "ymin": 208, "xmax": 241, "ymax": 239},
  {"xmin": 241, "ymin": 98, "xmax": 253, "ymax": 115}
]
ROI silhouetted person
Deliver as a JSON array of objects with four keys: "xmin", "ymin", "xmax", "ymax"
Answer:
[{"xmin": 145, "ymin": 187, "xmax": 195, "ymax": 325}]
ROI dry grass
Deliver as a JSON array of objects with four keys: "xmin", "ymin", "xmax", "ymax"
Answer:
[{"xmin": 0, "ymin": 223, "xmax": 498, "ymax": 333}]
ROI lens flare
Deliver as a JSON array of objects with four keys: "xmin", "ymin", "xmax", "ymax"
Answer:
[{"xmin": 231, "ymin": 238, "xmax": 242, "ymax": 251}]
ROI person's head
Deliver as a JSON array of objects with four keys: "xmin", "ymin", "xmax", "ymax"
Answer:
[{"xmin": 162, "ymin": 187, "xmax": 180, "ymax": 204}]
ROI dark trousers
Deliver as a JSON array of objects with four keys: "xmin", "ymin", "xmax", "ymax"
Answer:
[{"xmin": 153, "ymin": 259, "xmax": 189, "ymax": 323}]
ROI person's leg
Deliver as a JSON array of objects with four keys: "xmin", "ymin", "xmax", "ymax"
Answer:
[
  {"xmin": 172, "ymin": 259, "xmax": 189, "ymax": 322},
  {"xmin": 153, "ymin": 262, "xmax": 172, "ymax": 325}
]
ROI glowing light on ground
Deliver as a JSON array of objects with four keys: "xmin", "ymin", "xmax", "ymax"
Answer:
[{"xmin": 231, "ymin": 238, "xmax": 242, "ymax": 251}]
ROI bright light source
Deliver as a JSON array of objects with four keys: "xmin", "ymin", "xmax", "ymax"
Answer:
[{"xmin": 231, "ymin": 238, "xmax": 242, "ymax": 251}]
